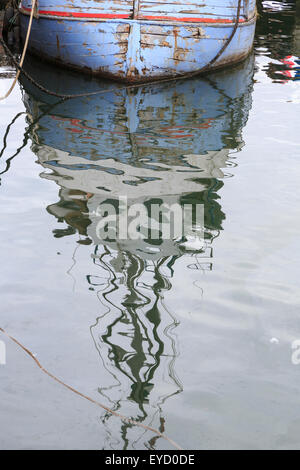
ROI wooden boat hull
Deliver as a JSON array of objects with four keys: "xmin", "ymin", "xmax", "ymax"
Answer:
[
  {"xmin": 19, "ymin": 0, "xmax": 257, "ymax": 82},
  {"xmin": 19, "ymin": 52, "xmax": 254, "ymax": 254}
]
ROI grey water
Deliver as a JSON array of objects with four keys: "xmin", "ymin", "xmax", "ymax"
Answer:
[{"xmin": 0, "ymin": 2, "xmax": 300, "ymax": 450}]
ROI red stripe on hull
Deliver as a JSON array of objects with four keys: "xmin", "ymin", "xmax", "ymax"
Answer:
[
  {"xmin": 138, "ymin": 15, "xmax": 245, "ymax": 23},
  {"xmin": 20, "ymin": 7, "xmax": 245, "ymax": 23}
]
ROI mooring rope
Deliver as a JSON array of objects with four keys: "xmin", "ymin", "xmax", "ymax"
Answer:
[
  {"xmin": 0, "ymin": 0, "xmax": 242, "ymax": 101},
  {"xmin": 0, "ymin": 0, "xmax": 36, "ymax": 101},
  {"xmin": 0, "ymin": 327, "xmax": 183, "ymax": 450}
]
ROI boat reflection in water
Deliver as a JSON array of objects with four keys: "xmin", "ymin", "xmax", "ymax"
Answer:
[{"xmin": 20, "ymin": 56, "xmax": 254, "ymax": 449}]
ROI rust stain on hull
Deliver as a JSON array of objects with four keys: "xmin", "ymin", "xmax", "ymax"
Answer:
[{"xmin": 56, "ymin": 35, "xmax": 60, "ymax": 57}]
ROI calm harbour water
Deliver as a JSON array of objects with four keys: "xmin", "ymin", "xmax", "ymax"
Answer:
[{"xmin": 0, "ymin": 2, "xmax": 300, "ymax": 450}]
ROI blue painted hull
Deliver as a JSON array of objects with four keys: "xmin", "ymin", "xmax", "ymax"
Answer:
[
  {"xmin": 19, "ymin": 53, "xmax": 254, "ymax": 255},
  {"xmin": 19, "ymin": 0, "xmax": 257, "ymax": 82}
]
